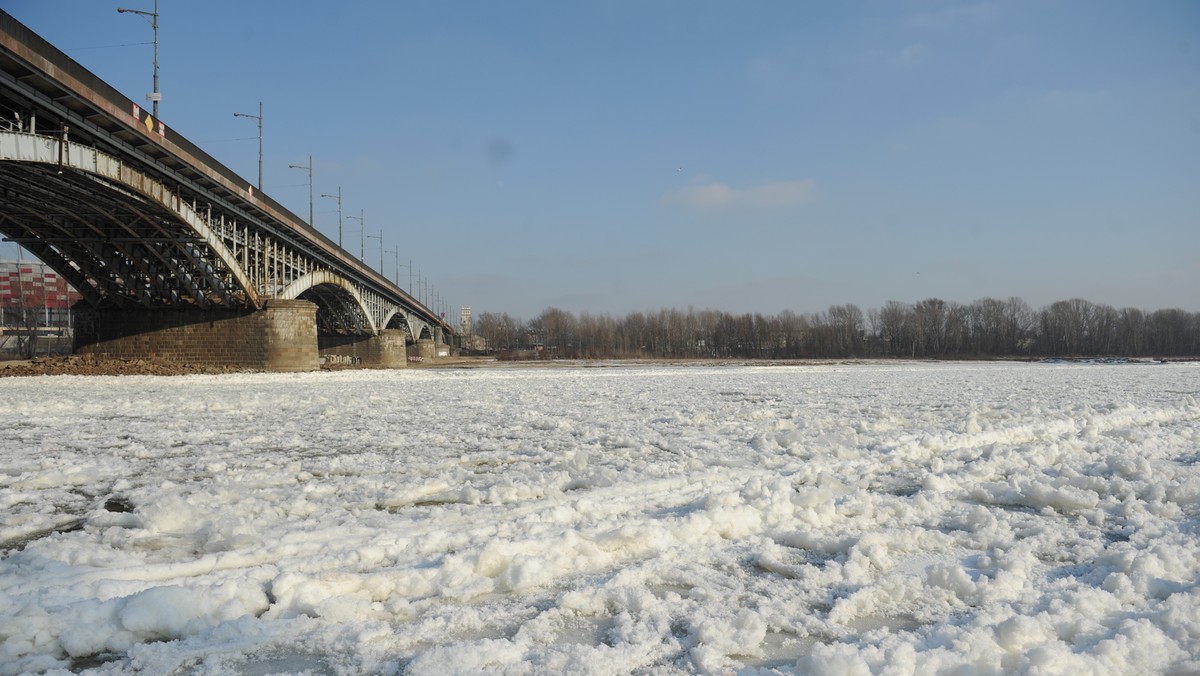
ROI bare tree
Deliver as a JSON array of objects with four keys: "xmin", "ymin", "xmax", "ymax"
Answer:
[{"xmin": 489, "ymin": 298, "xmax": 1195, "ymax": 362}]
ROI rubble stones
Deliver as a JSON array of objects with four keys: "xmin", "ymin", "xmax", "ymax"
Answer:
[{"xmin": 0, "ymin": 355, "xmax": 246, "ymax": 377}]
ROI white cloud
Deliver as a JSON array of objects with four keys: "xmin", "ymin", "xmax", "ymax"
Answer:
[{"xmin": 663, "ymin": 179, "xmax": 816, "ymax": 211}]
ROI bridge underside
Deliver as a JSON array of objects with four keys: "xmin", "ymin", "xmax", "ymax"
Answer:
[
  {"xmin": 300, "ymin": 284, "xmax": 374, "ymax": 335},
  {"xmin": 0, "ymin": 155, "xmax": 248, "ymax": 310},
  {"xmin": 0, "ymin": 135, "xmax": 450, "ymax": 371},
  {"xmin": 71, "ymin": 300, "xmax": 320, "ymax": 372},
  {"xmin": 2, "ymin": 14, "xmax": 456, "ymax": 370},
  {"xmin": 70, "ymin": 300, "xmax": 441, "ymax": 371}
]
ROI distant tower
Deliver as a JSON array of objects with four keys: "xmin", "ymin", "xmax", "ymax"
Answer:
[{"xmin": 460, "ymin": 306, "xmax": 472, "ymax": 337}]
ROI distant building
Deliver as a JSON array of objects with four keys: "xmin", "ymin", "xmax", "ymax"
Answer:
[
  {"xmin": 460, "ymin": 306, "xmax": 472, "ymax": 337},
  {"xmin": 1, "ymin": 259, "xmax": 81, "ymax": 354}
]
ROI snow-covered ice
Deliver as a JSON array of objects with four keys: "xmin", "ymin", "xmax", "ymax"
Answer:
[{"xmin": 1, "ymin": 361, "xmax": 1198, "ymax": 674}]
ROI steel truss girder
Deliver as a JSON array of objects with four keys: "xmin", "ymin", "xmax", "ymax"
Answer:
[
  {"xmin": 0, "ymin": 132, "xmax": 448, "ymax": 341},
  {"xmin": 1, "ymin": 34, "xmax": 452, "ymax": 340},
  {"xmin": 0, "ymin": 131, "xmax": 254, "ymax": 308}
]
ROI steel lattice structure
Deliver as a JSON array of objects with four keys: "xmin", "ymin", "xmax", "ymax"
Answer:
[{"xmin": 0, "ymin": 11, "xmax": 451, "ymax": 346}]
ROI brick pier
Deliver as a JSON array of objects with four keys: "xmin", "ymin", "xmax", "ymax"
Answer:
[{"xmin": 73, "ymin": 299, "xmax": 319, "ymax": 372}]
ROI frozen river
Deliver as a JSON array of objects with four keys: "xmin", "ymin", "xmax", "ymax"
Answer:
[{"xmin": 1, "ymin": 361, "xmax": 1198, "ymax": 674}]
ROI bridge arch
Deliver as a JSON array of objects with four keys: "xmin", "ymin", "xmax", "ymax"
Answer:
[
  {"xmin": 0, "ymin": 132, "xmax": 259, "ymax": 309},
  {"xmin": 379, "ymin": 310, "xmax": 444, "ymax": 347},
  {"xmin": 279, "ymin": 270, "xmax": 377, "ymax": 334},
  {"xmin": 0, "ymin": 18, "xmax": 458, "ymax": 372},
  {"xmin": 380, "ymin": 308, "xmax": 417, "ymax": 342}
]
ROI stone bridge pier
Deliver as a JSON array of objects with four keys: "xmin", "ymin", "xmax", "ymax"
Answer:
[
  {"xmin": 319, "ymin": 329, "xmax": 408, "ymax": 369},
  {"xmin": 72, "ymin": 301, "xmax": 438, "ymax": 371},
  {"xmin": 73, "ymin": 300, "xmax": 321, "ymax": 372},
  {"xmin": 72, "ymin": 302, "xmax": 430, "ymax": 372}
]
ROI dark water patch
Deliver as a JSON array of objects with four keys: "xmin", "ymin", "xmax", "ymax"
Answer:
[
  {"xmin": 960, "ymin": 497, "xmax": 1041, "ymax": 516},
  {"xmin": 1104, "ymin": 530, "xmax": 1132, "ymax": 543},
  {"xmin": 104, "ymin": 496, "xmax": 135, "ymax": 513},
  {"xmin": 717, "ymin": 390, "xmax": 777, "ymax": 404},
  {"xmin": 376, "ymin": 499, "xmax": 458, "ymax": 512},
  {"xmin": 235, "ymin": 654, "xmax": 334, "ymax": 675},
  {"xmin": 1, "ymin": 517, "xmax": 85, "ymax": 555},
  {"xmin": 647, "ymin": 498, "xmax": 706, "ymax": 519},
  {"xmin": 70, "ymin": 652, "xmax": 126, "ymax": 671},
  {"xmin": 868, "ymin": 481, "xmax": 922, "ymax": 497}
]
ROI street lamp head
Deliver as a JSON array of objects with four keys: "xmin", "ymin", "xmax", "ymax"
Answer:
[{"xmin": 117, "ymin": 7, "xmax": 128, "ymax": 12}]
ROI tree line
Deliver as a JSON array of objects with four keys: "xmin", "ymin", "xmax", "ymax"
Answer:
[{"xmin": 472, "ymin": 297, "xmax": 1200, "ymax": 360}]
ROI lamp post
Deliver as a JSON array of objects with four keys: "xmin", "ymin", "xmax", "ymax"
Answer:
[
  {"xmin": 117, "ymin": 0, "xmax": 160, "ymax": 118},
  {"xmin": 366, "ymin": 229, "xmax": 383, "ymax": 274},
  {"xmin": 288, "ymin": 156, "xmax": 313, "ymax": 227},
  {"xmin": 386, "ymin": 248, "xmax": 409, "ymax": 288},
  {"xmin": 233, "ymin": 101, "xmax": 263, "ymax": 190},
  {"xmin": 320, "ymin": 186, "xmax": 342, "ymax": 248},
  {"xmin": 346, "ymin": 209, "xmax": 364, "ymax": 260}
]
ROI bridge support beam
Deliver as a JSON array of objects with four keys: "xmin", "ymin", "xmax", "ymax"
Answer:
[
  {"xmin": 415, "ymin": 338, "xmax": 437, "ymax": 360},
  {"xmin": 413, "ymin": 338, "xmax": 452, "ymax": 361},
  {"xmin": 73, "ymin": 299, "xmax": 319, "ymax": 372},
  {"xmin": 318, "ymin": 329, "xmax": 407, "ymax": 369}
]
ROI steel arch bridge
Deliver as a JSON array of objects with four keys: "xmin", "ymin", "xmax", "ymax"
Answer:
[
  {"xmin": 0, "ymin": 131, "xmax": 442, "ymax": 344},
  {"xmin": 0, "ymin": 10, "xmax": 451, "ymax": 361}
]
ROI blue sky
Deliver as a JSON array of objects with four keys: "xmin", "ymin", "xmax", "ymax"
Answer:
[{"xmin": 4, "ymin": 1, "xmax": 1198, "ymax": 319}]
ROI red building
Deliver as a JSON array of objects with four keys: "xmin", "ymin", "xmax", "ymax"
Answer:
[{"xmin": 0, "ymin": 259, "xmax": 82, "ymax": 328}]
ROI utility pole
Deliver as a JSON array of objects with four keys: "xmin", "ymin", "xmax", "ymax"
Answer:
[
  {"xmin": 117, "ymin": 0, "xmax": 160, "ymax": 118},
  {"xmin": 386, "ymin": 248, "xmax": 408, "ymax": 288},
  {"xmin": 288, "ymin": 156, "xmax": 313, "ymax": 227},
  {"xmin": 346, "ymin": 209, "xmax": 365, "ymax": 260},
  {"xmin": 366, "ymin": 229, "xmax": 383, "ymax": 273},
  {"xmin": 233, "ymin": 102, "xmax": 263, "ymax": 190},
  {"xmin": 320, "ymin": 186, "xmax": 342, "ymax": 248}
]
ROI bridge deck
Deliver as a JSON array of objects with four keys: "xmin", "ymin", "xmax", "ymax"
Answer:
[{"xmin": 0, "ymin": 10, "xmax": 451, "ymax": 341}]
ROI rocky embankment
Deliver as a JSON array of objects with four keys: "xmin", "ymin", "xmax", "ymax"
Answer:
[{"xmin": 0, "ymin": 356, "xmax": 243, "ymax": 377}]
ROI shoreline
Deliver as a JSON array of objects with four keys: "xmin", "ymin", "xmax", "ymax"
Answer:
[{"xmin": 0, "ymin": 354, "xmax": 1188, "ymax": 378}]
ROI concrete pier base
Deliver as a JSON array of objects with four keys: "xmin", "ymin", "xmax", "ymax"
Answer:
[
  {"xmin": 73, "ymin": 299, "xmax": 319, "ymax": 372},
  {"xmin": 319, "ymin": 329, "xmax": 407, "ymax": 368},
  {"xmin": 415, "ymin": 338, "xmax": 437, "ymax": 360}
]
